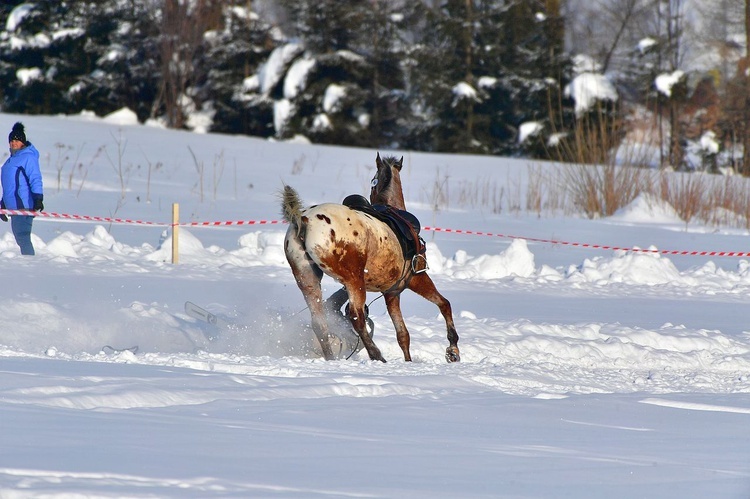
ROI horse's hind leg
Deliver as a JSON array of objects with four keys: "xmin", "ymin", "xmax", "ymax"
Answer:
[
  {"xmin": 383, "ymin": 292, "xmax": 412, "ymax": 361},
  {"xmin": 407, "ymin": 273, "xmax": 460, "ymax": 363},
  {"xmin": 284, "ymin": 236, "xmax": 337, "ymax": 360},
  {"xmin": 344, "ymin": 281, "xmax": 386, "ymax": 363}
]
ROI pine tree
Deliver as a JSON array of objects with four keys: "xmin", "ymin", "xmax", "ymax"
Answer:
[
  {"xmin": 0, "ymin": 1, "xmax": 162, "ymax": 120},
  {"xmin": 66, "ymin": 0, "xmax": 161, "ymax": 122},
  {"xmin": 404, "ymin": 0, "xmax": 573, "ymax": 156},
  {"xmin": 202, "ymin": 3, "xmax": 278, "ymax": 137},
  {"xmin": 0, "ymin": 2, "xmax": 84, "ymax": 114},
  {"xmin": 271, "ymin": 0, "xmax": 405, "ymax": 147}
]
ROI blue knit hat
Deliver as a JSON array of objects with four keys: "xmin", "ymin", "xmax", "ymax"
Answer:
[{"xmin": 8, "ymin": 122, "xmax": 26, "ymax": 143}]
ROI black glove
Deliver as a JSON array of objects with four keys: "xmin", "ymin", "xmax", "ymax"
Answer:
[
  {"xmin": 32, "ymin": 194, "xmax": 44, "ymax": 212},
  {"xmin": 0, "ymin": 200, "xmax": 6, "ymax": 222}
]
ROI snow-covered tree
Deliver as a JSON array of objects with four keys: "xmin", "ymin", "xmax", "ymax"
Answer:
[
  {"xmin": 0, "ymin": 1, "xmax": 162, "ymax": 120},
  {"xmin": 263, "ymin": 0, "xmax": 409, "ymax": 147},
  {"xmin": 67, "ymin": 0, "xmax": 161, "ymax": 122},
  {"xmin": 404, "ymin": 0, "xmax": 573, "ymax": 157},
  {"xmin": 0, "ymin": 1, "xmax": 89, "ymax": 114},
  {"xmin": 202, "ymin": 3, "xmax": 279, "ymax": 137}
]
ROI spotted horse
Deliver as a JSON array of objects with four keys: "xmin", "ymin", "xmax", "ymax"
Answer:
[{"xmin": 281, "ymin": 153, "xmax": 460, "ymax": 363}]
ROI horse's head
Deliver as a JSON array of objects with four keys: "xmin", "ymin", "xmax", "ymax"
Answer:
[{"xmin": 370, "ymin": 153, "xmax": 405, "ymax": 209}]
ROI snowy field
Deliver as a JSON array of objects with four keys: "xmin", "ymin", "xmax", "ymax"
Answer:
[{"xmin": 0, "ymin": 111, "xmax": 749, "ymax": 498}]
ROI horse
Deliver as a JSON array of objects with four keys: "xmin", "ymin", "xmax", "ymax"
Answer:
[{"xmin": 281, "ymin": 153, "xmax": 460, "ymax": 363}]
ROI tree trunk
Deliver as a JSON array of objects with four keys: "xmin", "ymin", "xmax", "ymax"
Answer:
[{"xmin": 463, "ymin": 0, "xmax": 474, "ymax": 138}]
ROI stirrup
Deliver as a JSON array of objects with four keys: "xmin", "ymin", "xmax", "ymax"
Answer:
[{"xmin": 411, "ymin": 253, "xmax": 428, "ymax": 274}]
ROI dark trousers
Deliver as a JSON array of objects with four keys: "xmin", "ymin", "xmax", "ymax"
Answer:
[{"xmin": 11, "ymin": 215, "xmax": 34, "ymax": 255}]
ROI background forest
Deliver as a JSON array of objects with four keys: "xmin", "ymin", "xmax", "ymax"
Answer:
[{"xmin": 1, "ymin": 0, "xmax": 749, "ymax": 173}]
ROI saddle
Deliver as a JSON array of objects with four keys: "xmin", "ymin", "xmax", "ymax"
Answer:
[{"xmin": 342, "ymin": 194, "xmax": 426, "ymax": 268}]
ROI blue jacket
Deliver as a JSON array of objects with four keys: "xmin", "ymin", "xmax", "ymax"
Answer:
[{"xmin": 1, "ymin": 143, "xmax": 43, "ymax": 210}]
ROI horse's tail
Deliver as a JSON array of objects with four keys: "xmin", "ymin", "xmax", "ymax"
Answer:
[{"xmin": 281, "ymin": 184, "xmax": 304, "ymax": 228}]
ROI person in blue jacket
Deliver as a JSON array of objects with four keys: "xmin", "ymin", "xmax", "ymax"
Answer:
[{"xmin": 1, "ymin": 122, "xmax": 44, "ymax": 255}]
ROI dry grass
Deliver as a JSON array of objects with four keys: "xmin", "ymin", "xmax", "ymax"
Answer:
[
  {"xmin": 426, "ymin": 163, "xmax": 750, "ymax": 232},
  {"xmin": 561, "ymin": 164, "xmax": 652, "ymax": 218}
]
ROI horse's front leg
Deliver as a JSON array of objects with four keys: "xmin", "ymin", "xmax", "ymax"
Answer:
[
  {"xmin": 407, "ymin": 273, "xmax": 460, "ymax": 363},
  {"xmin": 344, "ymin": 281, "xmax": 386, "ymax": 363},
  {"xmin": 383, "ymin": 292, "xmax": 411, "ymax": 361}
]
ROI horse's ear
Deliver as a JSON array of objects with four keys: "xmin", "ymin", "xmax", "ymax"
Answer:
[
  {"xmin": 395, "ymin": 156, "xmax": 403, "ymax": 171},
  {"xmin": 376, "ymin": 152, "xmax": 383, "ymax": 168}
]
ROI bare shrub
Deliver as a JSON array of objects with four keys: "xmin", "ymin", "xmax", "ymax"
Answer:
[
  {"xmin": 526, "ymin": 165, "xmax": 543, "ymax": 215},
  {"xmin": 53, "ymin": 143, "xmax": 73, "ymax": 192},
  {"xmin": 699, "ymin": 174, "xmax": 750, "ymax": 228},
  {"xmin": 505, "ymin": 172, "xmax": 522, "ymax": 215},
  {"xmin": 104, "ymin": 130, "xmax": 131, "ymax": 200},
  {"xmin": 562, "ymin": 163, "xmax": 651, "ymax": 218},
  {"xmin": 455, "ymin": 177, "xmax": 503, "ymax": 213},
  {"xmin": 212, "ymin": 150, "xmax": 225, "ymax": 201},
  {"xmin": 142, "ymin": 153, "xmax": 163, "ymax": 204},
  {"xmin": 547, "ymin": 101, "xmax": 624, "ymax": 166},
  {"xmin": 425, "ymin": 169, "xmax": 450, "ymax": 213},
  {"xmin": 188, "ymin": 145, "xmax": 204, "ymax": 202},
  {"xmin": 658, "ymin": 171, "xmax": 706, "ymax": 226},
  {"xmin": 526, "ymin": 164, "xmax": 570, "ymax": 216}
]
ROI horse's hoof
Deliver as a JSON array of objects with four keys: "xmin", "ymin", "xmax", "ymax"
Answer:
[
  {"xmin": 368, "ymin": 349, "xmax": 387, "ymax": 363},
  {"xmin": 445, "ymin": 347, "xmax": 460, "ymax": 363}
]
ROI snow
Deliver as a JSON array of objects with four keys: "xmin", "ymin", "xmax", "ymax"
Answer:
[
  {"xmin": 5, "ymin": 3, "xmax": 34, "ymax": 32},
  {"xmin": 638, "ymin": 37, "xmax": 657, "ymax": 54},
  {"xmin": 322, "ymin": 84, "xmax": 346, "ymax": 113},
  {"xmin": 273, "ymin": 98, "xmax": 292, "ymax": 133},
  {"xmin": 283, "ymin": 57, "xmax": 315, "ymax": 99},
  {"xmin": 564, "ymin": 72, "xmax": 618, "ymax": 115},
  {"xmin": 0, "ymin": 112, "xmax": 749, "ymax": 498},
  {"xmin": 700, "ymin": 130, "xmax": 720, "ymax": 155},
  {"xmin": 477, "ymin": 76, "xmax": 497, "ymax": 88},
  {"xmin": 51, "ymin": 28, "xmax": 84, "ymax": 42},
  {"xmin": 655, "ymin": 70, "xmax": 685, "ymax": 97},
  {"xmin": 258, "ymin": 43, "xmax": 303, "ymax": 95},
  {"xmin": 451, "ymin": 81, "xmax": 479, "ymax": 104},
  {"xmin": 102, "ymin": 107, "xmax": 140, "ymax": 126},
  {"xmin": 519, "ymin": 121, "xmax": 543, "ymax": 143},
  {"xmin": 609, "ymin": 193, "xmax": 683, "ymax": 225},
  {"xmin": 16, "ymin": 67, "xmax": 42, "ymax": 85},
  {"xmin": 312, "ymin": 113, "xmax": 332, "ymax": 132}
]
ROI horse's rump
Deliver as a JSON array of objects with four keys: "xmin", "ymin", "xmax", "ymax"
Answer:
[{"xmin": 294, "ymin": 203, "xmax": 405, "ymax": 291}]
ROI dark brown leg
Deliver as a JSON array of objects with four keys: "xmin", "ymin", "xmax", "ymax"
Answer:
[
  {"xmin": 383, "ymin": 292, "xmax": 411, "ymax": 361},
  {"xmin": 407, "ymin": 272, "xmax": 460, "ymax": 362}
]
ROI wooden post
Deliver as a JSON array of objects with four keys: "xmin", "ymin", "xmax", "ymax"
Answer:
[{"xmin": 172, "ymin": 203, "xmax": 179, "ymax": 264}]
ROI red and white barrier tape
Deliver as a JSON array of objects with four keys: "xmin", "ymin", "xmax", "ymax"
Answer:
[
  {"xmin": 0, "ymin": 209, "xmax": 169, "ymax": 226},
  {"xmin": 0, "ymin": 210, "xmax": 281, "ymax": 228},
  {"xmin": 182, "ymin": 219, "xmax": 283, "ymax": 228},
  {"xmin": 423, "ymin": 226, "xmax": 750, "ymax": 258},
  {"xmin": 2, "ymin": 209, "xmax": 746, "ymax": 258}
]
